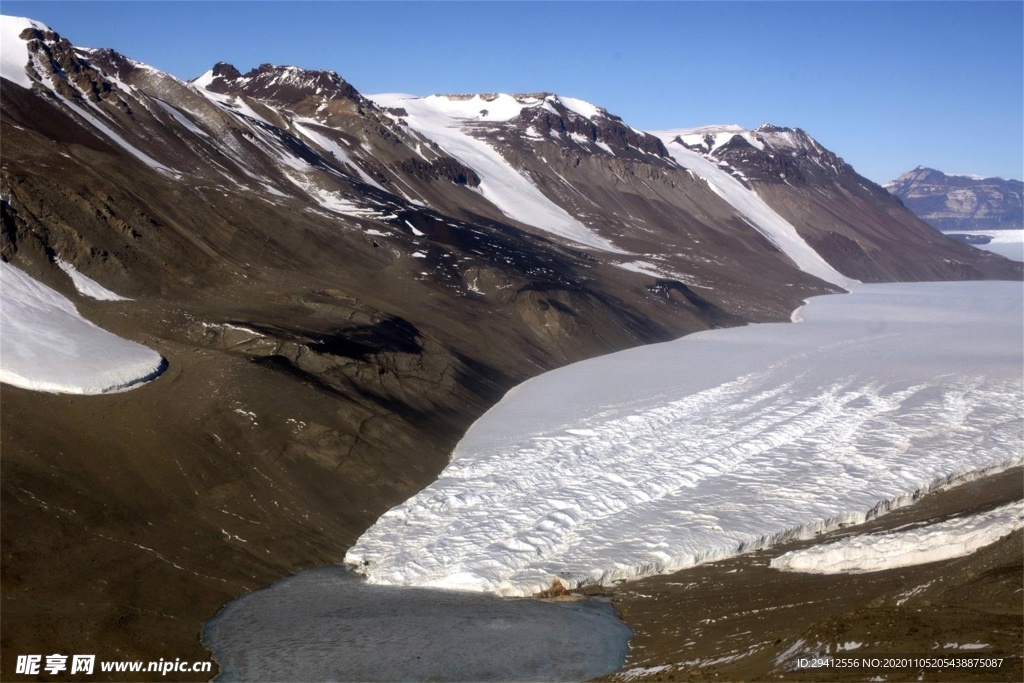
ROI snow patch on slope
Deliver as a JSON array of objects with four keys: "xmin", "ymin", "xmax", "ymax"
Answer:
[
  {"xmin": 45, "ymin": 88, "xmax": 174, "ymax": 174},
  {"xmin": 559, "ymin": 96, "xmax": 602, "ymax": 120},
  {"xmin": 371, "ymin": 93, "xmax": 622, "ymax": 252},
  {"xmin": 653, "ymin": 129, "xmax": 858, "ymax": 290},
  {"xmin": 292, "ymin": 119, "xmax": 386, "ymax": 191},
  {"xmin": 0, "ymin": 261, "xmax": 164, "ymax": 394},
  {"xmin": 347, "ymin": 282, "xmax": 1021, "ymax": 595},
  {"xmin": 152, "ymin": 98, "xmax": 210, "ymax": 138},
  {"xmin": 56, "ymin": 258, "xmax": 130, "ymax": 301},
  {"xmin": 771, "ymin": 501, "xmax": 1023, "ymax": 574},
  {"xmin": 1, "ymin": 18, "xmax": 175, "ymax": 174},
  {"xmin": 674, "ymin": 124, "xmax": 765, "ymax": 153}
]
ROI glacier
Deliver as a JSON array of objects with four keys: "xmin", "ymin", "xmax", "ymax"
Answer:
[
  {"xmin": 0, "ymin": 261, "xmax": 164, "ymax": 394},
  {"xmin": 346, "ymin": 281, "xmax": 1023, "ymax": 595}
]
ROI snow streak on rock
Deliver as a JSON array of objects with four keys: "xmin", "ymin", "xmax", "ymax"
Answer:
[
  {"xmin": 56, "ymin": 258, "xmax": 130, "ymax": 301},
  {"xmin": 370, "ymin": 93, "xmax": 622, "ymax": 252},
  {"xmin": 347, "ymin": 282, "xmax": 1022, "ymax": 595},
  {"xmin": 771, "ymin": 500, "xmax": 1023, "ymax": 574},
  {"xmin": 653, "ymin": 129, "xmax": 859, "ymax": 290},
  {"xmin": 0, "ymin": 261, "xmax": 164, "ymax": 394}
]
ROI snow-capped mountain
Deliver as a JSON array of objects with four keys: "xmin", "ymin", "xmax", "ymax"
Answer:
[
  {"xmin": 1, "ymin": 13, "xmax": 1020, "ymax": 674},
  {"xmin": 886, "ymin": 166, "xmax": 1024, "ymax": 232}
]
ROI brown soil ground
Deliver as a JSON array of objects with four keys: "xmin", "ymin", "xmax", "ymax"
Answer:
[{"xmin": 602, "ymin": 467, "xmax": 1023, "ymax": 683}]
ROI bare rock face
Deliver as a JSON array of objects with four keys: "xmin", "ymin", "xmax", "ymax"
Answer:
[
  {"xmin": 0, "ymin": 14, "xmax": 1020, "ymax": 677},
  {"xmin": 201, "ymin": 62, "xmax": 365, "ymax": 112},
  {"xmin": 885, "ymin": 166, "xmax": 1024, "ymax": 231}
]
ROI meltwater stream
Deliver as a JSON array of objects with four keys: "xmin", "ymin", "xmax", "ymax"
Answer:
[{"xmin": 203, "ymin": 567, "xmax": 629, "ymax": 682}]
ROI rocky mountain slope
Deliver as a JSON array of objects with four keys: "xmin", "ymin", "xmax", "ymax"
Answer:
[
  {"xmin": 1, "ymin": 15, "xmax": 1019, "ymax": 678},
  {"xmin": 886, "ymin": 166, "xmax": 1024, "ymax": 232}
]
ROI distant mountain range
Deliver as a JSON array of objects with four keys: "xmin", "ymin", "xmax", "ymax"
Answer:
[
  {"xmin": 886, "ymin": 166, "xmax": 1023, "ymax": 232},
  {"xmin": 1, "ymin": 13, "xmax": 1020, "ymax": 677}
]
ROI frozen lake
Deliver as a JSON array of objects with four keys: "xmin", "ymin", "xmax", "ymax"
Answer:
[
  {"xmin": 348, "ymin": 281, "xmax": 1023, "ymax": 596},
  {"xmin": 203, "ymin": 566, "xmax": 629, "ymax": 682}
]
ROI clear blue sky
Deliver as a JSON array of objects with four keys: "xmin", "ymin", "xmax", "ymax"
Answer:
[{"xmin": 3, "ymin": 1, "xmax": 1022, "ymax": 183}]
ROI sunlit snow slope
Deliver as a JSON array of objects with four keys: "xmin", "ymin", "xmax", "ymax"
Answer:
[
  {"xmin": 653, "ymin": 129, "xmax": 859, "ymax": 290},
  {"xmin": 371, "ymin": 93, "xmax": 621, "ymax": 252},
  {"xmin": 0, "ymin": 14, "xmax": 49, "ymax": 88},
  {"xmin": 0, "ymin": 262, "xmax": 164, "ymax": 394},
  {"xmin": 347, "ymin": 282, "xmax": 1022, "ymax": 595},
  {"xmin": 771, "ymin": 500, "xmax": 1023, "ymax": 574}
]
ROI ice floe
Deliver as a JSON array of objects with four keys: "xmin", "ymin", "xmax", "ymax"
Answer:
[{"xmin": 347, "ymin": 281, "xmax": 1022, "ymax": 595}]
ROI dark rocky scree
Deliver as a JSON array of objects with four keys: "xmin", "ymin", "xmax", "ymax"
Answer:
[
  {"xmin": 398, "ymin": 156, "xmax": 481, "ymax": 186},
  {"xmin": 520, "ymin": 98, "xmax": 670, "ymax": 160}
]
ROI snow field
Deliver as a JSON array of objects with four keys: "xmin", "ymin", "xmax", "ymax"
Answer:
[
  {"xmin": 771, "ymin": 500, "xmax": 1023, "ymax": 574},
  {"xmin": 0, "ymin": 261, "xmax": 164, "ymax": 394},
  {"xmin": 347, "ymin": 282, "xmax": 1022, "ymax": 595},
  {"xmin": 0, "ymin": 15, "xmax": 48, "ymax": 88}
]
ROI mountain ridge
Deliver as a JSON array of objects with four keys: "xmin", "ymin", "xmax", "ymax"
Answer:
[{"xmin": 886, "ymin": 166, "xmax": 1023, "ymax": 232}]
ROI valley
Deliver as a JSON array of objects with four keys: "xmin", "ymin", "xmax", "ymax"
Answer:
[{"xmin": 0, "ymin": 12, "xmax": 1021, "ymax": 681}]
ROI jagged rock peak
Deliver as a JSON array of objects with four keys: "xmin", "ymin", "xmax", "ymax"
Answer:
[
  {"xmin": 754, "ymin": 123, "xmax": 793, "ymax": 134},
  {"xmin": 1, "ymin": 15, "xmax": 128, "ymax": 104},
  {"xmin": 211, "ymin": 61, "xmax": 242, "ymax": 79},
  {"xmin": 193, "ymin": 61, "xmax": 362, "ymax": 104},
  {"xmin": 400, "ymin": 92, "xmax": 665, "ymax": 157},
  {"xmin": 245, "ymin": 63, "xmax": 353, "ymax": 90},
  {"xmin": 753, "ymin": 125, "xmax": 821, "ymax": 150}
]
